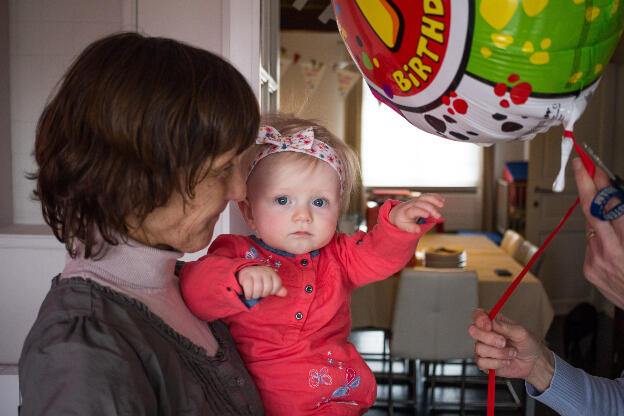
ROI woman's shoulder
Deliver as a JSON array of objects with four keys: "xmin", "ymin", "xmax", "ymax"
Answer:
[
  {"xmin": 21, "ymin": 276, "xmax": 205, "ymax": 359},
  {"xmin": 19, "ymin": 276, "xmax": 264, "ymax": 415}
]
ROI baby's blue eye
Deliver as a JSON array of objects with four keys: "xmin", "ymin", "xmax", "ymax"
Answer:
[
  {"xmin": 312, "ymin": 198, "xmax": 327, "ymax": 207},
  {"xmin": 276, "ymin": 196, "xmax": 290, "ymax": 205}
]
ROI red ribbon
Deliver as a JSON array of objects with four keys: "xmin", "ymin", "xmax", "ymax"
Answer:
[{"xmin": 486, "ymin": 131, "xmax": 594, "ymax": 415}]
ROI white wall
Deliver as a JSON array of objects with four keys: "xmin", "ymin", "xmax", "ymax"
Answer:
[
  {"xmin": 0, "ymin": 234, "xmax": 66, "ymax": 363},
  {"xmin": 0, "ymin": 0, "xmax": 260, "ymax": 368},
  {"xmin": 0, "ymin": 366, "xmax": 19, "ymax": 416},
  {"xmin": 137, "ymin": 0, "xmax": 222, "ymax": 53},
  {"xmin": 280, "ymin": 31, "xmax": 346, "ymax": 139},
  {"xmin": 493, "ymin": 140, "xmax": 530, "ymax": 182},
  {"xmin": 9, "ymin": 0, "xmax": 129, "ymax": 224},
  {"xmin": 1, "ymin": 1, "xmax": 131, "ymax": 371}
]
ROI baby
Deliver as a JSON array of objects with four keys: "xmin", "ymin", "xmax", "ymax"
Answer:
[{"xmin": 180, "ymin": 114, "xmax": 444, "ymax": 415}]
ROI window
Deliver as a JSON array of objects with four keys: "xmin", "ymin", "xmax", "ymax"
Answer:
[
  {"xmin": 361, "ymin": 82, "xmax": 482, "ymax": 188},
  {"xmin": 259, "ymin": 0, "xmax": 279, "ymax": 111}
]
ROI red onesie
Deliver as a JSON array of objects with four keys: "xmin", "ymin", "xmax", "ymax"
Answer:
[{"xmin": 180, "ymin": 200, "xmax": 433, "ymax": 415}]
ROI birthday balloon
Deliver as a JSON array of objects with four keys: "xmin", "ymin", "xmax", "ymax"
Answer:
[{"xmin": 332, "ymin": 0, "xmax": 624, "ymax": 144}]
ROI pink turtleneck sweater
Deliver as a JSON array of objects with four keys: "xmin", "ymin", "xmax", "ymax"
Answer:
[{"xmin": 60, "ymin": 237, "xmax": 219, "ymax": 355}]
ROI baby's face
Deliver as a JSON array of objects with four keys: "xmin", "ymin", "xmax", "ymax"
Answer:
[{"xmin": 244, "ymin": 154, "xmax": 341, "ymax": 255}]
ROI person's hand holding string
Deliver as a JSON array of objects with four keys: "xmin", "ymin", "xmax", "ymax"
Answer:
[{"xmin": 468, "ymin": 310, "xmax": 555, "ymax": 392}]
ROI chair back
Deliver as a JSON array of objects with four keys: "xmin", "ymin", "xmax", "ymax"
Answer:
[
  {"xmin": 500, "ymin": 229, "xmax": 524, "ymax": 256},
  {"xmin": 513, "ymin": 240, "xmax": 543, "ymax": 275},
  {"xmin": 391, "ymin": 269, "xmax": 478, "ymax": 361}
]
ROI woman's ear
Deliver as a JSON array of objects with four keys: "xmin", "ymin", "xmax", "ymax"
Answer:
[{"xmin": 238, "ymin": 199, "xmax": 257, "ymax": 231}]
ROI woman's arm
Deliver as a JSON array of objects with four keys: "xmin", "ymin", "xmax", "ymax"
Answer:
[
  {"xmin": 19, "ymin": 318, "xmax": 156, "ymax": 416},
  {"xmin": 526, "ymin": 352, "xmax": 624, "ymax": 416},
  {"xmin": 468, "ymin": 309, "xmax": 624, "ymax": 415}
]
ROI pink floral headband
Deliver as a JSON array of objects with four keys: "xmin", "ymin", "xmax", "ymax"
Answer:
[{"xmin": 248, "ymin": 126, "xmax": 345, "ymax": 193}]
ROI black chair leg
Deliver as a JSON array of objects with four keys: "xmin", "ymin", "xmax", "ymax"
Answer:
[
  {"xmin": 460, "ymin": 359, "xmax": 467, "ymax": 416},
  {"xmin": 388, "ymin": 353, "xmax": 393, "ymax": 416}
]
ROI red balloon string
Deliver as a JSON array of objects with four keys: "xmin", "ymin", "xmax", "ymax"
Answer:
[{"xmin": 485, "ymin": 131, "xmax": 594, "ymax": 415}]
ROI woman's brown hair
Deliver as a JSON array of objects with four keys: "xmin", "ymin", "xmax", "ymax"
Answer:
[{"xmin": 30, "ymin": 32, "xmax": 260, "ymax": 257}]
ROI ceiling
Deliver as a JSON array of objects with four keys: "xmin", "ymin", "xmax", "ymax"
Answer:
[{"xmin": 280, "ymin": 0, "xmax": 338, "ymax": 32}]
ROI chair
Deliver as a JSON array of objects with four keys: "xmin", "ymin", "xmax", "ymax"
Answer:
[
  {"xmin": 390, "ymin": 269, "xmax": 477, "ymax": 413},
  {"xmin": 389, "ymin": 269, "xmax": 521, "ymax": 414},
  {"xmin": 513, "ymin": 239, "xmax": 543, "ymax": 276},
  {"xmin": 500, "ymin": 229, "xmax": 524, "ymax": 256}
]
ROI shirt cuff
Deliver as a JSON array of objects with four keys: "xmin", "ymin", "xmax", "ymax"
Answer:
[{"xmin": 525, "ymin": 352, "xmax": 586, "ymax": 415}]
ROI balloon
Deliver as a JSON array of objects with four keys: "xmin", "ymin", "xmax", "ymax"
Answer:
[{"xmin": 332, "ymin": 0, "xmax": 624, "ymax": 144}]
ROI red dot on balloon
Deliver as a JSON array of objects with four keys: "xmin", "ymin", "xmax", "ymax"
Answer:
[
  {"xmin": 510, "ymin": 82, "xmax": 532, "ymax": 105},
  {"xmin": 508, "ymin": 74, "xmax": 519, "ymax": 83},
  {"xmin": 500, "ymin": 100, "xmax": 510, "ymax": 108},
  {"xmin": 450, "ymin": 91, "xmax": 457, "ymax": 97},
  {"xmin": 494, "ymin": 83, "xmax": 507, "ymax": 97},
  {"xmin": 442, "ymin": 96, "xmax": 450, "ymax": 105},
  {"xmin": 453, "ymin": 99, "xmax": 468, "ymax": 114},
  {"xmin": 448, "ymin": 108, "xmax": 455, "ymax": 115}
]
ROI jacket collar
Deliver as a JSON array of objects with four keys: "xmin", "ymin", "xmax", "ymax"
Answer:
[{"xmin": 250, "ymin": 235, "xmax": 320, "ymax": 258}]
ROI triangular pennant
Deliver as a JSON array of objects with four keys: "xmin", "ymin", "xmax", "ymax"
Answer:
[
  {"xmin": 299, "ymin": 59, "xmax": 326, "ymax": 90},
  {"xmin": 280, "ymin": 55, "xmax": 293, "ymax": 77},
  {"xmin": 336, "ymin": 67, "xmax": 360, "ymax": 96}
]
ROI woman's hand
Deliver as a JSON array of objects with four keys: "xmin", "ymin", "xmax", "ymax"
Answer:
[
  {"xmin": 573, "ymin": 158, "xmax": 624, "ymax": 310},
  {"xmin": 236, "ymin": 266, "xmax": 287, "ymax": 299},
  {"xmin": 388, "ymin": 193, "xmax": 445, "ymax": 233},
  {"xmin": 468, "ymin": 309, "xmax": 555, "ymax": 392}
]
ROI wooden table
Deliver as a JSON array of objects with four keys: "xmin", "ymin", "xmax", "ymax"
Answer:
[{"xmin": 351, "ymin": 233, "xmax": 555, "ymax": 339}]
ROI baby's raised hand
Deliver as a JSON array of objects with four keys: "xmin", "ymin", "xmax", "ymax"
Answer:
[
  {"xmin": 237, "ymin": 266, "xmax": 288, "ymax": 299},
  {"xmin": 389, "ymin": 193, "xmax": 445, "ymax": 233}
]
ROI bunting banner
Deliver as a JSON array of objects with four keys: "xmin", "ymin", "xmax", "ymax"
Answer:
[
  {"xmin": 299, "ymin": 59, "xmax": 326, "ymax": 90},
  {"xmin": 280, "ymin": 55, "xmax": 293, "ymax": 78},
  {"xmin": 336, "ymin": 67, "xmax": 360, "ymax": 97}
]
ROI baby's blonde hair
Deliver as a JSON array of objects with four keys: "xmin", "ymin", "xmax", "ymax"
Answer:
[{"xmin": 251, "ymin": 113, "xmax": 360, "ymax": 213}]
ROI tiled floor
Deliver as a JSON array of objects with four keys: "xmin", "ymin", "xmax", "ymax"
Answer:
[{"xmin": 349, "ymin": 311, "xmax": 615, "ymax": 416}]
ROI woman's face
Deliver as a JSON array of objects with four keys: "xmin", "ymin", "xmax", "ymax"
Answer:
[{"xmin": 129, "ymin": 149, "xmax": 246, "ymax": 253}]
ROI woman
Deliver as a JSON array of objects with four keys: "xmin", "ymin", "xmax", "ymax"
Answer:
[
  {"xmin": 18, "ymin": 32, "xmax": 264, "ymax": 415},
  {"xmin": 468, "ymin": 158, "xmax": 624, "ymax": 415}
]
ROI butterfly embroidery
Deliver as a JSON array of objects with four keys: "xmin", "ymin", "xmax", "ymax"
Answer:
[
  {"xmin": 245, "ymin": 247, "xmax": 259, "ymax": 259},
  {"xmin": 330, "ymin": 368, "xmax": 360, "ymax": 399},
  {"xmin": 309, "ymin": 367, "xmax": 333, "ymax": 388}
]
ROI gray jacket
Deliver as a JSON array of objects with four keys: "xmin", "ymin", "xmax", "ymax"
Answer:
[{"xmin": 19, "ymin": 276, "xmax": 264, "ymax": 415}]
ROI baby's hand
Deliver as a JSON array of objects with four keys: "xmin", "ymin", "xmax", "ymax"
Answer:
[
  {"xmin": 237, "ymin": 266, "xmax": 288, "ymax": 299},
  {"xmin": 389, "ymin": 193, "xmax": 445, "ymax": 233}
]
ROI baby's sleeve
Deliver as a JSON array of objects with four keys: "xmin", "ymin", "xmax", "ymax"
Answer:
[
  {"xmin": 336, "ymin": 200, "xmax": 435, "ymax": 289},
  {"xmin": 179, "ymin": 235, "xmax": 264, "ymax": 321}
]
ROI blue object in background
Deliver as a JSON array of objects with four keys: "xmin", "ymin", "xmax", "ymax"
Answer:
[
  {"xmin": 504, "ymin": 161, "xmax": 528, "ymax": 182},
  {"xmin": 456, "ymin": 230, "xmax": 502, "ymax": 245}
]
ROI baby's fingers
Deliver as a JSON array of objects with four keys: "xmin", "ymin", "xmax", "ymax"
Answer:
[
  {"xmin": 267, "ymin": 272, "xmax": 286, "ymax": 297},
  {"xmin": 406, "ymin": 202, "xmax": 442, "ymax": 221},
  {"xmin": 417, "ymin": 193, "xmax": 446, "ymax": 208},
  {"xmin": 239, "ymin": 277, "xmax": 255, "ymax": 300}
]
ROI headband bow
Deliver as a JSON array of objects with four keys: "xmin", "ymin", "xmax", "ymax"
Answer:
[
  {"xmin": 257, "ymin": 126, "xmax": 315, "ymax": 150},
  {"xmin": 249, "ymin": 126, "xmax": 345, "ymax": 194}
]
